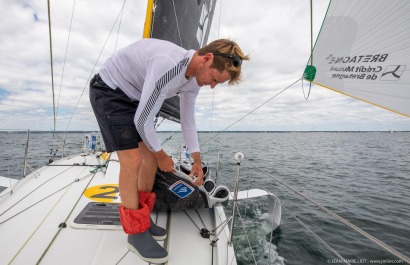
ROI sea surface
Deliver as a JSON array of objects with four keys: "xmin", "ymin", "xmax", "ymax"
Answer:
[{"xmin": 1, "ymin": 131, "xmax": 409, "ymax": 265}]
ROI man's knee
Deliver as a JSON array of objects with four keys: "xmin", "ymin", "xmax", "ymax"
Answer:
[
  {"xmin": 118, "ymin": 149, "xmax": 143, "ymax": 169},
  {"xmin": 139, "ymin": 143, "xmax": 157, "ymax": 163}
]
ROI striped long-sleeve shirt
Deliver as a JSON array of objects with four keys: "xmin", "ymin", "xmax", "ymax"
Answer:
[{"xmin": 99, "ymin": 38, "xmax": 200, "ymax": 153}]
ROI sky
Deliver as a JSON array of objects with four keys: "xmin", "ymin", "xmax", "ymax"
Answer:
[{"xmin": 0, "ymin": 0, "xmax": 409, "ymax": 132}]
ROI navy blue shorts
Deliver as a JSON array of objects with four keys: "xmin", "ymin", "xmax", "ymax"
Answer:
[{"xmin": 89, "ymin": 74, "xmax": 142, "ymax": 152}]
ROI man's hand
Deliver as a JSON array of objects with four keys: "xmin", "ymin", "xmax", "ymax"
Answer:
[
  {"xmin": 190, "ymin": 152, "xmax": 204, "ymax": 186},
  {"xmin": 154, "ymin": 149, "xmax": 174, "ymax": 173}
]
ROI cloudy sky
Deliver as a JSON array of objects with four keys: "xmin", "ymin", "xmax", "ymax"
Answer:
[{"xmin": 1, "ymin": 0, "xmax": 409, "ymax": 132}]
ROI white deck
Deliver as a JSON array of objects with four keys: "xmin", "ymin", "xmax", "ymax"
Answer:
[{"xmin": 0, "ymin": 152, "xmax": 236, "ymax": 265}]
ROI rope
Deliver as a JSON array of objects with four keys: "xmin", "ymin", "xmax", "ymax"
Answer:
[
  {"xmin": 9, "ymin": 167, "xmax": 96, "ymax": 265},
  {"xmin": 184, "ymin": 210, "xmax": 201, "ymax": 231},
  {"xmin": 183, "ymin": 210, "xmax": 211, "ymax": 238},
  {"xmin": 37, "ymin": 162, "xmax": 103, "ymax": 263},
  {"xmin": 201, "ymin": 78, "xmax": 302, "ymax": 146},
  {"xmin": 0, "ymin": 172, "xmax": 93, "ymax": 225},
  {"xmin": 183, "ymin": 210, "xmax": 216, "ymax": 265},
  {"xmin": 5, "ymin": 159, "xmax": 101, "ymax": 264},
  {"xmin": 196, "ymin": 209, "xmax": 208, "ymax": 230},
  {"xmin": 302, "ymin": 78, "xmax": 313, "ymax": 100},
  {"xmin": 7, "ymin": 179, "xmax": 74, "ymax": 264},
  {"xmin": 0, "ymin": 166, "xmax": 74, "ymax": 219},
  {"xmin": 249, "ymin": 163, "xmax": 410, "ymax": 264},
  {"xmin": 161, "ymin": 135, "xmax": 173, "ymax": 145},
  {"xmin": 5, "ymin": 156, "xmax": 106, "ymax": 263}
]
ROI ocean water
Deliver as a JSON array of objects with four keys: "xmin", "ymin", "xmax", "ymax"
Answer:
[{"xmin": 1, "ymin": 131, "xmax": 409, "ymax": 265}]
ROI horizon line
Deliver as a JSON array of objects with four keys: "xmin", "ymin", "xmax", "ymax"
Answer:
[{"xmin": 0, "ymin": 130, "xmax": 408, "ymax": 133}]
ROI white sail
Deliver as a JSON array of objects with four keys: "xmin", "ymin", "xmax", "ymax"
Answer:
[{"xmin": 306, "ymin": 0, "xmax": 410, "ymax": 117}]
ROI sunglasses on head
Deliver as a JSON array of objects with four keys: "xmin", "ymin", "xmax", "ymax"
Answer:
[{"xmin": 212, "ymin": 52, "xmax": 242, "ymax": 67}]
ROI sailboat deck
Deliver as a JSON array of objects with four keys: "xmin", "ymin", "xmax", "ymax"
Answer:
[{"xmin": 0, "ymin": 152, "xmax": 235, "ymax": 265}]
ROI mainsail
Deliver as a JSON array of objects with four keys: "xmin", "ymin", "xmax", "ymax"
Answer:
[
  {"xmin": 144, "ymin": 0, "xmax": 217, "ymax": 123},
  {"xmin": 305, "ymin": 0, "xmax": 410, "ymax": 118}
]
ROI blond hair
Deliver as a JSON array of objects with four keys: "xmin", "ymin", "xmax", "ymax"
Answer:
[{"xmin": 197, "ymin": 39, "xmax": 249, "ymax": 85}]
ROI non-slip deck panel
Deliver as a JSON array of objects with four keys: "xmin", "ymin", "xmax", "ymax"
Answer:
[{"xmin": 73, "ymin": 202, "xmax": 121, "ymax": 226}]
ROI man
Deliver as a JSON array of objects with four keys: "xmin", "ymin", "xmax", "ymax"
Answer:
[{"xmin": 89, "ymin": 38, "xmax": 248, "ymax": 263}]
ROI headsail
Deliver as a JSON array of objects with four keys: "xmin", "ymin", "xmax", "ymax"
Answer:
[
  {"xmin": 144, "ymin": 0, "xmax": 217, "ymax": 123},
  {"xmin": 305, "ymin": 0, "xmax": 410, "ymax": 118}
]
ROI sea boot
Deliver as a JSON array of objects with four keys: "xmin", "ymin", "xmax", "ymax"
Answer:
[
  {"xmin": 119, "ymin": 204, "xmax": 168, "ymax": 263},
  {"xmin": 139, "ymin": 191, "xmax": 167, "ymax": 240}
]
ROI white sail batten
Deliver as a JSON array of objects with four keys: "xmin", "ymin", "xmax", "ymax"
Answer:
[{"xmin": 308, "ymin": 0, "xmax": 410, "ymax": 117}]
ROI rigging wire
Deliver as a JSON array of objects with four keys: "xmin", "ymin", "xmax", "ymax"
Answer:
[
  {"xmin": 183, "ymin": 210, "xmax": 210, "ymax": 235},
  {"xmin": 114, "ymin": 0, "xmax": 127, "ymax": 52},
  {"xmin": 49, "ymin": 0, "xmax": 76, "ymax": 162},
  {"xmin": 207, "ymin": 89, "xmax": 215, "ymax": 151},
  {"xmin": 0, "ymin": 166, "xmax": 75, "ymax": 219},
  {"xmin": 203, "ymin": 0, "xmax": 314, "ymax": 145},
  {"xmin": 212, "ymin": 206, "xmax": 239, "ymax": 265},
  {"xmin": 201, "ymin": 78, "xmax": 302, "ymax": 146},
  {"xmin": 182, "ymin": 209, "xmax": 219, "ymax": 265},
  {"xmin": 310, "ymin": 0, "xmax": 313, "ymax": 68},
  {"xmin": 171, "ymin": 0, "xmax": 183, "ymax": 47},
  {"xmin": 56, "ymin": 0, "xmax": 76, "ymax": 120},
  {"xmin": 248, "ymin": 162, "xmax": 410, "ymax": 264},
  {"xmin": 302, "ymin": 0, "xmax": 313, "ymax": 100},
  {"xmin": 63, "ymin": 1, "xmax": 128, "ymax": 133},
  {"xmin": 217, "ymin": 0, "xmax": 223, "ymax": 39},
  {"xmin": 281, "ymin": 204, "xmax": 351, "ymax": 265},
  {"xmin": 8, "ymin": 167, "xmax": 96, "ymax": 265},
  {"xmin": 232, "ymin": 202, "xmax": 258, "ymax": 265},
  {"xmin": 196, "ymin": 1, "xmax": 206, "ymax": 46},
  {"xmin": 202, "ymin": 0, "xmax": 222, "ymax": 153},
  {"xmin": 37, "ymin": 159, "xmax": 105, "ymax": 264},
  {"xmin": 0, "ymin": 170, "xmax": 93, "ymax": 226},
  {"xmin": 210, "ymin": 168, "xmax": 259, "ymax": 264},
  {"xmin": 46, "ymin": 0, "xmax": 56, "ymax": 132}
]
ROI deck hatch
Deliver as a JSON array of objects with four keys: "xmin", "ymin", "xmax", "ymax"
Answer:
[{"xmin": 73, "ymin": 202, "xmax": 121, "ymax": 226}]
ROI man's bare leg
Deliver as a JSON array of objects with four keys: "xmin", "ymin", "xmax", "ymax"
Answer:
[
  {"xmin": 117, "ymin": 147, "xmax": 168, "ymax": 262},
  {"xmin": 117, "ymin": 148, "xmax": 142, "ymax": 210},
  {"xmin": 137, "ymin": 142, "xmax": 167, "ymax": 240},
  {"xmin": 138, "ymin": 142, "xmax": 159, "ymax": 192}
]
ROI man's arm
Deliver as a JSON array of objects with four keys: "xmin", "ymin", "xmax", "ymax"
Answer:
[
  {"xmin": 134, "ymin": 56, "xmax": 176, "ymax": 171},
  {"xmin": 189, "ymin": 151, "xmax": 204, "ymax": 186},
  {"xmin": 154, "ymin": 149, "xmax": 174, "ymax": 172}
]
